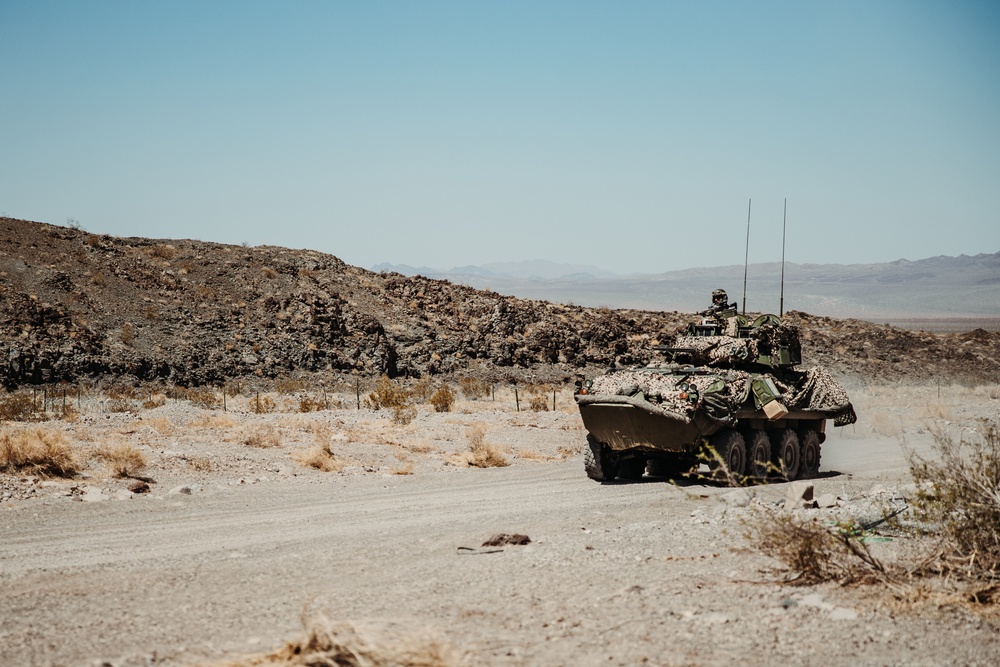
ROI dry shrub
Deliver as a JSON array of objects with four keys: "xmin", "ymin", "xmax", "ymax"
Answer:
[
  {"xmin": 870, "ymin": 411, "xmax": 903, "ymax": 437},
  {"xmin": 366, "ymin": 375, "xmax": 410, "ymax": 410},
  {"xmin": 189, "ymin": 414, "xmax": 237, "ymax": 429},
  {"xmin": 293, "ymin": 443, "xmax": 343, "ymax": 472},
  {"xmin": 187, "ymin": 455, "xmax": 213, "ymax": 472},
  {"xmin": 525, "ymin": 384, "xmax": 552, "ymax": 412},
  {"xmin": 0, "ymin": 428, "xmax": 79, "ymax": 477},
  {"xmin": 253, "ymin": 394, "xmax": 277, "ymax": 414},
  {"xmin": 746, "ymin": 511, "xmax": 887, "ymax": 585},
  {"xmin": 409, "ymin": 377, "xmax": 435, "ymax": 402},
  {"xmin": 910, "ymin": 420, "xmax": 1000, "ymax": 575},
  {"xmin": 96, "ymin": 442, "xmax": 147, "ymax": 478},
  {"xmin": 0, "ymin": 391, "xmax": 41, "ymax": 421},
  {"xmin": 186, "ymin": 387, "xmax": 221, "ymax": 410},
  {"xmin": 391, "ymin": 461, "xmax": 414, "ymax": 475},
  {"xmin": 242, "ymin": 425, "xmax": 282, "ymax": 448},
  {"xmin": 261, "ymin": 267, "xmax": 280, "ymax": 279},
  {"xmin": 275, "ymin": 377, "xmax": 309, "ymax": 394},
  {"xmin": 150, "ymin": 243, "xmax": 178, "ymax": 260},
  {"xmin": 89, "ymin": 271, "xmax": 106, "ymax": 286},
  {"xmin": 392, "ymin": 405, "xmax": 417, "ymax": 426},
  {"xmin": 214, "ymin": 614, "xmax": 457, "ymax": 667},
  {"xmin": 147, "ymin": 417, "xmax": 175, "ymax": 435},
  {"xmin": 429, "ymin": 385, "xmax": 455, "ymax": 413},
  {"xmin": 457, "ymin": 377, "xmax": 490, "ymax": 399},
  {"xmin": 142, "ymin": 393, "xmax": 167, "ymax": 409},
  {"xmin": 464, "ymin": 424, "xmax": 508, "ymax": 468},
  {"xmin": 298, "ymin": 395, "xmax": 326, "ymax": 413}
]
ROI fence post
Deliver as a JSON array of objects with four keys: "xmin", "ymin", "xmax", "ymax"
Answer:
[{"xmin": 514, "ymin": 384, "xmax": 519, "ymax": 412}]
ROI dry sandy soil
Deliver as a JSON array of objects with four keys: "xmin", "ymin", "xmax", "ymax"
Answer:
[{"xmin": 2, "ymin": 381, "xmax": 1000, "ymax": 666}]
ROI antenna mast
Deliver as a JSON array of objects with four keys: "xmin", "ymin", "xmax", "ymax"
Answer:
[
  {"xmin": 742, "ymin": 198, "xmax": 751, "ymax": 316},
  {"xmin": 780, "ymin": 198, "xmax": 787, "ymax": 317}
]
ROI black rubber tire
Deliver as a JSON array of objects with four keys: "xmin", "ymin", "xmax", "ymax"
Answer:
[
  {"xmin": 584, "ymin": 435, "xmax": 619, "ymax": 481},
  {"xmin": 708, "ymin": 428, "xmax": 746, "ymax": 483},
  {"xmin": 617, "ymin": 457, "xmax": 646, "ymax": 480},
  {"xmin": 770, "ymin": 428, "xmax": 800, "ymax": 481},
  {"xmin": 744, "ymin": 429, "xmax": 771, "ymax": 483},
  {"xmin": 798, "ymin": 429, "xmax": 822, "ymax": 479}
]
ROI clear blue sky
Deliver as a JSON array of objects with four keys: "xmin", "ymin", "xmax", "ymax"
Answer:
[{"xmin": 2, "ymin": 1, "xmax": 998, "ymax": 274}]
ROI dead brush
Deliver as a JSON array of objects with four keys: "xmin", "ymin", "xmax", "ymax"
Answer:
[
  {"xmin": 95, "ymin": 442, "xmax": 147, "ymax": 478},
  {"xmin": 463, "ymin": 424, "xmax": 509, "ymax": 468},
  {"xmin": 909, "ymin": 419, "xmax": 1000, "ymax": 577},
  {"xmin": 0, "ymin": 391, "xmax": 42, "ymax": 421},
  {"xmin": 429, "ymin": 385, "xmax": 456, "ymax": 413},
  {"xmin": 241, "ymin": 424, "xmax": 282, "ymax": 448},
  {"xmin": 457, "ymin": 376, "xmax": 491, "ymax": 399},
  {"xmin": 745, "ymin": 511, "xmax": 889, "ymax": 585},
  {"xmin": 212, "ymin": 613, "xmax": 457, "ymax": 667},
  {"xmin": 365, "ymin": 375, "xmax": 410, "ymax": 410},
  {"xmin": 0, "ymin": 427, "xmax": 79, "ymax": 478},
  {"xmin": 293, "ymin": 442, "xmax": 343, "ymax": 472}
]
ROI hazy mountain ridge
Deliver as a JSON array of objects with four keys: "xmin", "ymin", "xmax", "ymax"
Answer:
[{"xmin": 376, "ymin": 253, "xmax": 1000, "ymax": 319}]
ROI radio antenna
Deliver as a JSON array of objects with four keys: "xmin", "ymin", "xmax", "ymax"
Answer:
[
  {"xmin": 780, "ymin": 198, "xmax": 787, "ymax": 317},
  {"xmin": 742, "ymin": 198, "xmax": 751, "ymax": 316}
]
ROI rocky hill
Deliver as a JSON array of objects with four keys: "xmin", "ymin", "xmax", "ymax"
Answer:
[{"xmin": 1, "ymin": 217, "xmax": 998, "ymax": 389}]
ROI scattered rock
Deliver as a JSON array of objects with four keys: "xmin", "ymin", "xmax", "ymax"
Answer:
[
  {"xmin": 168, "ymin": 485, "xmax": 193, "ymax": 496},
  {"xmin": 482, "ymin": 533, "xmax": 531, "ymax": 547},
  {"xmin": 815, "ymin": 493, "xmax": 837, "ymax": 508},
  {"xmin": 720, "ymin": 489, "xmax": 753, "ymax": 507},
  {"xmin": 829, "ymin": 607, "xmax": 859, "ymax": 621},
  {"xmin": 784, "ymin": 481, "xmax": 816, "ymax": 510},
  {"xmin": 128, "ymin": 480, "xmax": 151, "ymax": 494}
]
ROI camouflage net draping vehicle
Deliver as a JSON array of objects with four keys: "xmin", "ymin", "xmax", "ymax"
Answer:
[{"xmin": 574, "ymin": 299, "xmax": 856, "ymax": 484}]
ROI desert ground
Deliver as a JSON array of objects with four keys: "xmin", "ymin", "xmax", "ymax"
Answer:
[{"xmin": 2, "ymin": 380, "xmax": 999, "ymax": 667}]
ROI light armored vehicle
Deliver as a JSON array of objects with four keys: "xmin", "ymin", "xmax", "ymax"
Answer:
[{"xmin": 575, "ymin": 291, "xmax": 856, "ymax": 483}]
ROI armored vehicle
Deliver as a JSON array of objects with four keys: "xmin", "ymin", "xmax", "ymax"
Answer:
[{"xmin": 575, "ymin": 291, "xmax": 856, "ymax": 483}]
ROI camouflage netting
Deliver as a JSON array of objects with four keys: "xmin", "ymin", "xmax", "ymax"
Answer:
[
  {"xmin": 779, "ymin": 366, "xmax": 857, "ymax": 426},
  {"xmin": 587, "ymin": 365, "xmax": 856, "ymax": 427},
  {"xmin": 672, "ymin": 335, "xmax": 758, "ymax": 365},
  {"xmin": 589, "ymin": 369, "xmax": 752, "ymax": 426}
]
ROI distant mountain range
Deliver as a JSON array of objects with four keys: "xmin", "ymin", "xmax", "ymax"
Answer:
[{"xmin": 374, "ymin": 252, "xmax": 1000, "ymax": 320}]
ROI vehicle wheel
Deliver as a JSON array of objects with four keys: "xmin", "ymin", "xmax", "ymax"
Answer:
[
  {"xmin": 770, "ymin": 428, "xmax": 800, "ymax": 481},
  {"xmin": 618, "ymin": 457, "xmax": 646, "ymax": 481},
  {"xmin": 798, "ymin": 429, "xmax": 822, "ymax": 479},
  {"xmin": 708, "ymin": 429, "xmax": 746, "ymax": 483},
  {"xmin": 584, "ymin": 435, "xmax": 619, "ymax": 482},
  {"xmin": 744, "ymin": 429, "xmax": 771, "ymax": 483}
]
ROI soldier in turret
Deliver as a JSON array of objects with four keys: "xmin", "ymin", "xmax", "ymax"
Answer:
[{"xmin": 701, "ymin": 288, "xmax": 737, "ymax": 320}]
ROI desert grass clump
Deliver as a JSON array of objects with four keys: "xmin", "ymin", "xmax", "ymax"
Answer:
[
  {"xmin": 242, "ymin": 424, "xmax": 282, "ymax": 448},
  {"xmin": 298, "ymin": 394, "xmax": 326, "ymax": 413},
  {"xmin": 429, "ymin": 385, "xmax": 456, "ymax": 413},
  {"xmin": 0, "ymin": 391, "xmax": 42, "ymax": 421},
  {"xmin": 0, "ymin": 428, "xmax": 79, "ymax": 478},
  {"xmin": 910, "ymin": 420, "xmax": 1000, "ymax": 576},
  {"xmin": 464, "ymin": 424, "xmax": 509, "ymax": 468},
  {"xmin": 366, "ymin": 375, "xmax": 410, "ymax": 411},
  {"xmin": 185, "ymin": 387, "xmax": 221, "ymax": 410},
  {"xmin": 95, "ymin": 442, "xmax": 147, "ymax": 478},
  {"xmin": 745, "ymin": 511, "xmax": 887, "ymax": 585},
  {"xmin": 293, "ymin": 442, "xmax": 343, "ymax": 472},
  {"xmin": 457, "ymin": 377, "xmax": 490, "ymax": 400},
  {"xmin": 253, "ymin": 393, "xmax": 277, "ymax": 414},
  {"xmin": 525, "ymin": 385, "xmax": 551, "ymax": 412},
  {"xmin": 215, "ymin": 614, "xmax": 457, "ymax": 667}
]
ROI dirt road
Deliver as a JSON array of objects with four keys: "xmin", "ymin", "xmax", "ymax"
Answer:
[{"xmin": 2, "ymin": 426, "xmax": 998, "ymax": 667}]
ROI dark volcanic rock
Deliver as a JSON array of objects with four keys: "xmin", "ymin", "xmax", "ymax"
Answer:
[{"xmin": 2, "ymin": 217, "xmax": 998, "ymax": 389}]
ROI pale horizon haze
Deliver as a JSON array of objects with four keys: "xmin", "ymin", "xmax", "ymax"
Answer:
[{"xmin": 2, "ymin": 1, "xmax": 998, "ymax": 274}]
